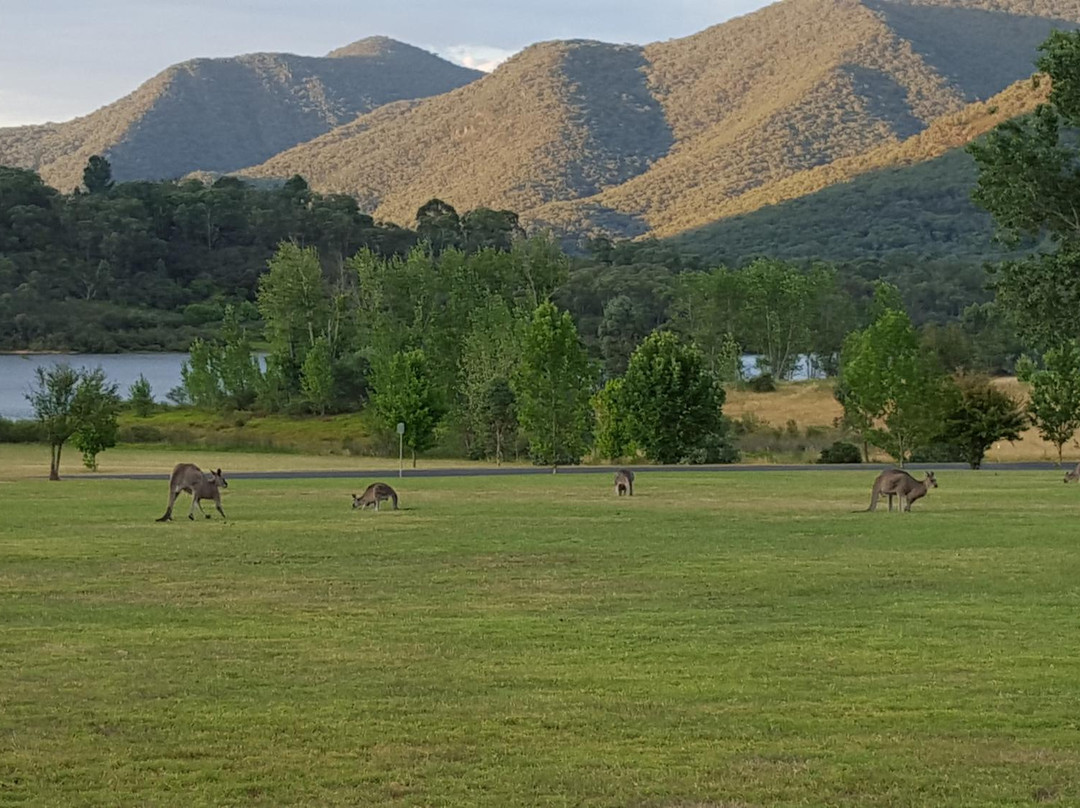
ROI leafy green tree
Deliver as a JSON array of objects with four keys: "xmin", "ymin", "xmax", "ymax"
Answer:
[
  {"xmin": 459, "ymin": 298, "xmax": 522, "ymax": 459},
  {"xmin": 27, "ymin": 364, "xmax": 82, "ymax": 480},
  {"xmin": 598, "ymin": 295, "xmax": 646, "ymax": 378},
  {"xmin": 591, "ymin": 377, "xmax": 634, "ymax": 463},
  {"xmin": 415, "ymin": 198, "xmax": 462, "ymax": 253},
  {"xmin": 513, "ymin": 302, "xmax": 594, "ymax": 470},
  {"xmin": 371, "ymin": 349, "xmax": 446, "ymax": 467},
  {"xmin": 461, "ymin": 208, "xmax": 523, "ymax": 252},
  {"xmin": 940, "ymin": 374, "xmax": 1027, "ymax": 469},
  {"xmin": 257, "ymin": 242, "xmax": 330, "ymax": 388},
  {"xmin": 480, "ymin": 378, "xmax": 517, "ymax": 466},
  {"xmin": 1018, "ymin": 341, "xmax": 1080, "ymax": 465},
  {"xmin": 181, "ymin": 337, "xmax": 223, "ymax": 409},
  {"xmin": 968, "ymin": 31, "xmax": 1080, "ymax": 347},
  {"xmin": 217, "ymin": 304, "xmax": 262, "ymax": 409},
  {"xmin": 82, "ymin": 155, "xmax": 114, "ymax": 194},
  {"xmin": 840, "ymin": 308, "xmax": 949, "ymax": 465},
  {"xmin": 620, "ymin": 331, "xmax": 728, "ymax": 464},
  {"xmin": 128, "ymin": 374, "xmax": 154, "ymax": 417},
  {"xmin": 300, "ymin": 335, "xmax": 334, "ymax": 415},
  {"xmin": 71, "ymin": 369, "xmax": 121, "ymax": 471}
]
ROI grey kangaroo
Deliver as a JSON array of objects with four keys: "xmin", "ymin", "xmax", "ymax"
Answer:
[
  {"xmin": 352, "ymin": 482, "xmax": 399, "ymax": 511},
  {"xmin": 614, "ymin": 469, "xmax": 635, "ymax": 496},
  {"xmin": 866, "ymin": 469, "xmax": 937, "ymax": 512},
  {"xmin": 1065, "ymin": 463, "xmax": 1080, "ymax": 483},
  {"xmin": 157, "ymin": 463, "xmax": 227, "ymax": 521}
]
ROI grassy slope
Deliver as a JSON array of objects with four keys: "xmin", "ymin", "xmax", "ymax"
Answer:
[{"xmin": 3, "ymin": 471, "xmax": 1080, "ymax": 806}]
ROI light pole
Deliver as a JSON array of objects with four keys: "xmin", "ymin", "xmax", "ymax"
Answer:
[{"xmin": 397, "ymin": 422, "xmax": 405, "ymax": 478}]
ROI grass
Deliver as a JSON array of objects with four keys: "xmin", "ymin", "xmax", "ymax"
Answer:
[{"xmin": 3, "ymin": 469, "xmax": 1080, "ymax": 806}]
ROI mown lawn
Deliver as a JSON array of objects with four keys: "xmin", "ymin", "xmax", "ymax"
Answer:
[{"xmin": 2, "ymin": 470, "xmax": 1080, "ymax": 806}]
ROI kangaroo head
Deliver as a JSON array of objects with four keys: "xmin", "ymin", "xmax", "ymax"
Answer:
[
  {"xmin": 213, "ymin": 468, "xmax": 228, "ymax": 488},
  {"xmin": 352, "ymin": 494, "xmax": 363, "ymax": 509},
  {"xmin": 924, "ymin": 471, "xmax": 937, "ymax": 489}
]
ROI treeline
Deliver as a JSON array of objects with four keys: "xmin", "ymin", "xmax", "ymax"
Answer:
[{"xmin": 0, "ymin": 160, "xmax": 520, "ymax": 351}]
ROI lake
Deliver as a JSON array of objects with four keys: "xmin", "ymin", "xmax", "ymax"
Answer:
[
  {"xmin": 0, "ymin": 353, "xmax": 189, "ymax": 421},
  {"xmin": 0, "ymin": 352, "xmax": 817, "ymax": 421}
]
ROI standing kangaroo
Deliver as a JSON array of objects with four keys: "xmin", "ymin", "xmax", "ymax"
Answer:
[
  {"xmin": 352, "ymin": 482, "xmax": 399, "ymax": 511},
  {"xmin": 866, "ymin": 469, "xmax": 937, "ymax": 512},
  {"xmin": 1065, "ymin": 463, "xmax": 1080, "ymax": 483},
  {"xmin": 614, "ymin": 469, "xmax": 635, "ymax": 496},
  {"xmin": 156, "ymin": 464, "xmax": 227, "ymax": 522}
]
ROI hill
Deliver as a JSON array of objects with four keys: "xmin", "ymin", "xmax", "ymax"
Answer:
[
  {"xmin": 0, "ymin": 37, "xmax": 481, "ymax": 191},
  {"xmin": 240, "ymin": 0, "xmax": 1078, "ymax": 240}
]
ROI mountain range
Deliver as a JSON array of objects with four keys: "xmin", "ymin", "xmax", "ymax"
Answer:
[{"xmin": 1, "ymin": 0, "xmax": 1078, "ymax": 250}]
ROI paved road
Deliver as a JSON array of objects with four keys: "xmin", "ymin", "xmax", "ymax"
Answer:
[{"xmin": 73, "ymin": 462, "xmax": 1068, "ymax": 481}]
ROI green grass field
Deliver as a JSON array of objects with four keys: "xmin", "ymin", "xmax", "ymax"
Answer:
[{"xmin": 3, "ymin": 470, "xmax": 1080, "ymax": 806}]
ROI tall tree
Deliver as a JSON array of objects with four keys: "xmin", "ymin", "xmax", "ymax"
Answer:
[
  {"xmin": 840, "ymin": 308, "xmax": 949, "ymax": 465},
  {"xmin": 415, "ymin": 198, "xmax": 462, "ymax": 253},
  {"xmin": 257, "ymin": 242, "xmax": 330, "ymax": 388},
  {"xmin": 940, "ymin": 374, "xmax": 1027, "ymax": 469},
  {"xmin": 513, "ymin": 302, "xmax": 594, "ymax": 471},
  {"xmin": 968, "ymin": 30, "xmax": 1080, "ymax": 347},
  {"xmin": 620, "ymin": 331, "xmax": 728, "ymax": 465},
  {"xmin": 82, "ymin": 155, "xmax": 114, "ymax": 194},
  {"xmin": 370, "ymin": 349, "xmax": 446, "ymax": 467},
  {"xmin": 1018, "ymin": 341, "xmax": 1080, "ymax": 465},
  {"xmin": 71, "ymin": 369, "xmax": 121, "ymax": 471}
]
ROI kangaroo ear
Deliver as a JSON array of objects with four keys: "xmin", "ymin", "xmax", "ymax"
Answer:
[{"xmin": 216, "ymin": 468, "xmax": 222, "ymax": 475}]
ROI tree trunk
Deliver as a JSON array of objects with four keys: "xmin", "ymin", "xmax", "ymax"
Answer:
[
  {"xmin": 49, "ymin": 443, "xmax": 61, "ymax": 481},
  {"xmin": 412, "ymin": 448, "xmax": 417, "ymax": 469},
  {"xmin": 496, "ymin": 431, "xmax": 502, "ymax": 467}
]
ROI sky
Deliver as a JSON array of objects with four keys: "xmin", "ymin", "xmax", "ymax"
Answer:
[{"xmin": 0, "ymin": 0, "xmax": 771, "ymax": 127}]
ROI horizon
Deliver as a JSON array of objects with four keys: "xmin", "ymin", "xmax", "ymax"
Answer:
[{"xmin": 0, "ymin": 0, "xmax": 771, "ymax": 128}]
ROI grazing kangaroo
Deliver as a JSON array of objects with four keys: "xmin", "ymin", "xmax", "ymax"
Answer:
[
  {"xmin": 866, "ymin": 469, "xmax": 937, "ymax": 512},
  {"xmin": 614, "ymin": 469, "xmax": 635, "ymax": 496},
  {"xmin": 1065, "ymin": 463, "xmax": 1080, "ymax": 483},
  {"xmin": 352, "ymin": 482, "xmax": 399, "ymax": 512},
  {"xmin": 156, "ymin": 464, "xmax": 227, "ymax": 522}
]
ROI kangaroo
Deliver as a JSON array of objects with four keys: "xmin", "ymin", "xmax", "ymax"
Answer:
[
  {"xmin": 866, "ymin": 469, "xmax": 937, "ymax": 512},
  {"xmin": 156, "ymin": 464, "xmax": 227, "ymax": 522},
  {"xmin": 352, "ymin": 482, "xmax": 399, "ymax": 512},
  {"xmin": 614, "ymin": 469, "xmax": 635, "ymax": 496},
  {"xmin": 1065, "ymin": 463, "xmax": 1080, "ymax": 483}
]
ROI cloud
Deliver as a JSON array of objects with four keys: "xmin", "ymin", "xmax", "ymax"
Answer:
[{"xmin": 438, "ymin": 45, "xmax": 517, "ymax": 73}]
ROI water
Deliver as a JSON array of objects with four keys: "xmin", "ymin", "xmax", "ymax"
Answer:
[{"xmin": 0, "ymin": 353, "xmax": 188, "ymax": 420}]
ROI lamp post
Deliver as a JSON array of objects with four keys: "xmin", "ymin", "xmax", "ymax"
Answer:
[{"xmin": 397, "ymin": 422, "xmax": 405, "ymax": 478}]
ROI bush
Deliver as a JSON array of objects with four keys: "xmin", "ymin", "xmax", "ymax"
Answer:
[
  {"xmin": 118, "ymin": 424, "xmax": 167, "ymax": 443},
  {"xmin": 0, "ymin": 418, "xmax": 44, "ymax": 443},
  {"xmin": 817, "ymin": 441, "xmax": 862, "ymax": 464},
  {"xmin": 746, "ymin": 373, "xmax": 777, "ymax": 393},
  {"xmin": 679, "ymin": 427, "xmax": 741, "ymax": 465}
]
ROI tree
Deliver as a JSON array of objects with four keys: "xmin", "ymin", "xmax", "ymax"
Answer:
[
  {"xmin": 300, "ymin": 335, "xmax": 334, "ymax": 415},
  {"xmin": 415, "ymin": 198, "xmax": 462, "ymax": 253},
  {"xmin": 1018, "ymin": 341, "xmax": 1080, "ymax": 465},
  {"xmin": 480, "ymin": 378, "xmax": 517, "ymax": 466},
  {"xmin": 940, "ymin": 374, "xmax": 1027, "ymax": 469},
  {"xmin": 26, "ymin": 365, "xmax": 118, "ymax": 479},
  {"xmin": 840, "ymin": 308, "xmax": 949, "ymax": 465},
  {"xmin": 968, "ymin": 31, "xmax": 1080, "ymax": 346},
  {"xmin": 216, "ymin": 304, "xmax": 262, "ymax": 409},
  {"xmin": 257, "ymin": 242, "xmax": 330, "ymax": 388},
  {"xmin": 620, "ymin": 331, "xmax": 728, "ymax": 464},
  {"xmin": 71, "ymin": 369, "xmax": 121, "ymax": 471},
  {"xmin": 591, "ymin": 377, "xmax": 634, "ymax": 463},
  {"xmin": 370, "ymin": 349, "xmax": 446, "ymax": 467},
  {"xmin": 181, "ymin": 337, "xmax": 223, "ymax": 409},
  {"xmin": 513, "ymin": 302, "xmax": 594, "ymax": 470},
  {"xmin": 82, "ymin": 155, "xmax": 114, "ymax": 194},
  {"xmin": 128, "ymin": 374, "xmax": 154, "ymax": 417}
]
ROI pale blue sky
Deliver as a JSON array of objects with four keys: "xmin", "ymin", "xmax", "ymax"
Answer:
[{"xmin": 0, "ymin": 0, "xmax": 771, "ymax": 127}]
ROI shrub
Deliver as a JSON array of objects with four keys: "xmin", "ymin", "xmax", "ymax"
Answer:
[
  {"xmin": 0, "ymin": 418, "xmax": 45, "ymax": 443},
  {"xmin": 746, "ymin": 373, "xmax": 777, "ymax": 392},
  {"xmin": 817, "ymin": 441, "xmax": 862, "ymax": 464},
  {"xmin": 910, "ymin": 442, "xmax": 965, "ymax": 463}
]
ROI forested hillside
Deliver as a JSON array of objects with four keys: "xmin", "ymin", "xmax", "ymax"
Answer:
[
  {"xmin": 0, "ymin": 38, "xmax": 481, "ymax": 191},
  {"xmin": 240, "ymin": 0, "xmax": 1077, "ymax": 239}
]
